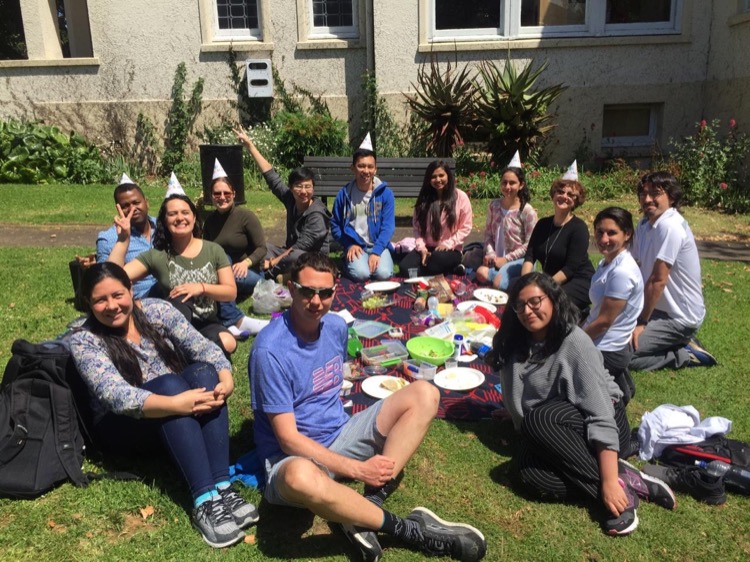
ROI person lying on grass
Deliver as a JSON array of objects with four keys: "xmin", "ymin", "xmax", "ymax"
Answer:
[
  {"xmin": 249, "ymin": 252, "xmax": 486, "ymax": 561},
  {"xmin": 67, "ymin": 262, "xmax": 257, "ymax": 549},
  {"xmin": 490, "ymin": 272, "xmax": 676, "ymax": 536}
]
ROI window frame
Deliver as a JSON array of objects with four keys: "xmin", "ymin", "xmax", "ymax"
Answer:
[
  {"xmin": 426, "ymin": 0, "xmax": 683, "ymax": 43},
  {"xmin": 600, "ymin": 103, "xmax": 660, "ymax": 149},
  {"xmin": 212, "ymin": 0, "xmax": 262, "ymax": 41},
  {"xmin": 198, "ymin": 0, "xmax": 273, "ymax": 50},
  {"xmin": 306, "ymin": 0, "xmax": 359, "ymax": 40}
]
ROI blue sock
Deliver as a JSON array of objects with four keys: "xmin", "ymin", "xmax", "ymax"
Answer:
[{"xmin": 194, "ymin": 489, "xmax": 218, "ymax": 508}]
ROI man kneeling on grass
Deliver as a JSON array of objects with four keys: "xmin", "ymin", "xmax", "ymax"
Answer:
[{"xmin": 249, "ymin": 252, "xmax": 487, "ymax": 562}]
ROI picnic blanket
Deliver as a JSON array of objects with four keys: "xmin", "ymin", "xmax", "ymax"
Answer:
[{"xmin": 332, "ymin": 277, "xmax": 504, "ymax": 421}]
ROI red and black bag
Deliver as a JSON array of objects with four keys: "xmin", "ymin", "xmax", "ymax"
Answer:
[{"xmin": 656, "ymin": 435, "xmax": 750, "ymax": 471}]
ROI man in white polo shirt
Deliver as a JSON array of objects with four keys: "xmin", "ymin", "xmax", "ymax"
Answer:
[{"xmin": 629, "ymin": 171, "xmax": 716, "ymax": 371}]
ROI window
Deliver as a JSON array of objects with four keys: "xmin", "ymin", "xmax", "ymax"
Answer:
[
  {"xmin": 308, "ymin": 0, "xmax": 358, "ymax": 38},
  {"xmin": 214, "ymin": 0, "xmax": 261, "ymax": 40},
  {"xmin": 601, "ymin": 104, "xmax": 659, "ymax": 148},
  {"xmin": 429, "ymin": 0, "xmax": 681, "ymax": 42}
]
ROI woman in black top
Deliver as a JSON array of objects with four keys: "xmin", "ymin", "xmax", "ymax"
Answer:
[{"xmin": 521, "ymin": 177, "xmax": 595, "ymax": 310}]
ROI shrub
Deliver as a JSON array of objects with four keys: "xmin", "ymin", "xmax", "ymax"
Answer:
[
  {"xmin": 160, "ymin": 63, "xmax": 204, "ymax": 175},
  {"xmin": 0, "ymin": 119, "xmax": 107, "ymax": 184},
  {"xmin": 358, "ymin": 71, "xmax": 412, "ymax": 157},
  {"xmin": 668, "ymin": 118, "xmax": 750, "ymax": 213},
  {"xmin": 271, "ymin": 111, "xmax": 348, "ymax": 170}
]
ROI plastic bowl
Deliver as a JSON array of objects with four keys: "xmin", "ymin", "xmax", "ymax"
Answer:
[{"xmin": 406, "ymin": 336, "xmax": 455, "ymax": 366}]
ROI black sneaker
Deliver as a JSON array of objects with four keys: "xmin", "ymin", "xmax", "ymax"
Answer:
[
  {"xmin": 602, "ymin": 478, "xmax": 640, "ymax": 536},
  {"xmin": 406, "ymin": 507, "xmax": 486, "ymax": 561},
  {"xmin": 336, "ymin": 523, "xmax": 383, "ymax": 562},
  {"xmin": 453, "ymin": 264, "xmax": 467, "ymax": 276},
  {"xmin": 218, "ymin": 486, "xmax": 260, "ymax": 529},
  {"xmin": 192, "ymin": 498, "xmax": 245, "ymax": 548},
  {"xmin": 618, "ymin": 459, "xmax": 676, "ymax": 510},
  {"xmin": 643, "ymin": 463, "xmax": 727, "ymax": 505},
  {"xmin": 685, "ymin": 337, "xmax": 717, "ymax": 367}
]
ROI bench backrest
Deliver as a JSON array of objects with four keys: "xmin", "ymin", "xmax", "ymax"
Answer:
[{"xmin": 303, "ymin": 157, "xmax": 456, "ymax": 202}]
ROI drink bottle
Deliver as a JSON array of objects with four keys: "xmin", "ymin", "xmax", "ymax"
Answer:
[{"xmin": 698, "ymin": 460, "xmax": 750, "ymax": 493}]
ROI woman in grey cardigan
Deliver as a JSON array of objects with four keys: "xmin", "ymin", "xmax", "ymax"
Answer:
[{"xmin": 491, "ymin": 272, "xmax": 675, "ymax": 536}]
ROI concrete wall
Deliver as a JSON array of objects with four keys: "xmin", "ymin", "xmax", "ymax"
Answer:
[{"xmin": 2, "ymin": 0, "xmax": 747, "ymax": 166}]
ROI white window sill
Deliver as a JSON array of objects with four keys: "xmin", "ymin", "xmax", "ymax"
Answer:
[
  {"xmin": 200, "ymin": 42, "xmax": 274, "ymax": 53},
  {"xmin": 0, "ymin": 57, "xmax": 100, "ymax": 68},
  {"xmin": 296, "ymin": 38, "xmax": 364, "ymax": 50},
  {"xmin": 419, "ymin": 33, "xmax": 689, "ymax": 52}
]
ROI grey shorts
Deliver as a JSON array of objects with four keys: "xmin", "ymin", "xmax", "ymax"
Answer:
[{"xmin": 264, "ymin": 401, "xmax": 386, "ymax": 507}]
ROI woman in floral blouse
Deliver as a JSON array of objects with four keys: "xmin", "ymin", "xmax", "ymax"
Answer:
[{"xmin": 68, "ymin": 262, "xmax": 257, "ymax": 549}]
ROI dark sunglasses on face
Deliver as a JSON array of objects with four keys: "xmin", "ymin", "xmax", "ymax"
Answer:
[
  {"xmin": 292, "ymin": 281, "xmax": 336, "ymax": 300},
  {"xmin": 212, "ymin": 191, "xmax": 234, "ymax": 198},
  {"xmin": 553, "ymin": 188, "xmax": 577, "ymax": 200},
  {"xmin": 513, "ymin": 295, "xmax": 547, "ymax": 314}
]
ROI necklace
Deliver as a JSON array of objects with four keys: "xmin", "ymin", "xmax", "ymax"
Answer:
[{"xmin": 544, "ymin": 217, "xmax": 570, "ymax": 265}]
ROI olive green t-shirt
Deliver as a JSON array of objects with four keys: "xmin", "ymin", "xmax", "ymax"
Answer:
[{"xmin": 136, "ymin": 240, "xmax": 230, "ymax": 320}]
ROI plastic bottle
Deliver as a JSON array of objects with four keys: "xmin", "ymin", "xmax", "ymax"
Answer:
[
  {"xmin": 427, "ymin": 295, "xmax": 440, "ymax": 317},
  {"xmin": 453, "ymin": 334, "xmax": 464, "ymax": 358},
  {"xmin": 413, "ymin": 296, "xmax": 427, "ymax": 312},
  {"xmin": 697, "ymin": 460, "xmax": 750, "ymax": 492}
]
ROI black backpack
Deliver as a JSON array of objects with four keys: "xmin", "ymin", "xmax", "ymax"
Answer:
[
  {"xmin": 657, "ymin": 435, "xmax": 750, "ymax": 471},
  {"xmin": 0, "ymin": 339, "xmax": 90, "ymax": 499}
]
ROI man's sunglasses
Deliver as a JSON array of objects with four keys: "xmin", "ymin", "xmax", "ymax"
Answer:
[{"xmin": 292, "ymin": 282, "xmax": 336, "ymax": 300}]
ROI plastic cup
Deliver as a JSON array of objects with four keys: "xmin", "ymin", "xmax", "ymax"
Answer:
[
  {"xmin": 444, "ymin": 359, "xmax": 458, "ymax": 370},
  {"xmin": 408, "ymin": 267, "xmax": 419, "ymax": 279}
]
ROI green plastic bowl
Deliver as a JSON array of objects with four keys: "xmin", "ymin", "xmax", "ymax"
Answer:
[{"xmin": 406, "ymin": 336, "xmax": 454, "ymax": 366}]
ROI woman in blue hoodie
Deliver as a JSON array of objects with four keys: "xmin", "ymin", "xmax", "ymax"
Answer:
[{"xmin": 331, "ymin": 148, "xmax": 396, "ymax": 281}]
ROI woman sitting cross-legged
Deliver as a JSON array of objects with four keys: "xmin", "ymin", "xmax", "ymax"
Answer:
[
  {"xmin": 67, "ymin": 263, "xmax": 258, "ymax": 548},
  {"xmin": 490, "ymin": 272, "xmax": 675, "ymax": 536},
  {"xmin": 398, "ymin": 160, "xmax": 473, "ymax": 277},
  {"xmin": 108, "ymin": 194, "xmax": 268, "ymax": 355}
]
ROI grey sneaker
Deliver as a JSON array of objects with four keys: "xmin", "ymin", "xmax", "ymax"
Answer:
[
  {"xmin": 406, "ymin": 507, "xmax": 486, "ymax": 561},
  {"xmin": 602, "ymin": 478, "xmax": 640, "ymax": 536},
  {"xmin": 192, "ymin": 498, "xmax": 245, "ymax": 548},
  {"xmin": 618, "ymin": 459, "xmax": 677, "ymax": 510},
  {"xmin": 336, "ymin": 523, "xmax": 383, "ymax": 562},
  {"xmin": 218, "ymin": 486, "xmax": 260, "ymax": 529},
  {"xmin": 643, "ymin": 463, "xmax": 726, "ymax": 505}
]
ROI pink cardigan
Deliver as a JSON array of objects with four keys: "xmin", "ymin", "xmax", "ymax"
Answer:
[
  {"xmin": 414, "ymin": 189, "xmax": 474, "ymax": 252},
  {"xmin": 483, "ymin": 199, "xmax": 538, "ymax": 262}
]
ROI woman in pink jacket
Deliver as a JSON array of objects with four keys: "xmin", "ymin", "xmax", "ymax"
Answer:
[{"xmin": 398, "ymin": 160, "xmax": 473, "ymax": 276}]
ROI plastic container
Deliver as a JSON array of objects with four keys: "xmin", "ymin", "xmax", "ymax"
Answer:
[
  {"xmin": 340, "ymin": 380, "xmax": 353, "ymax": 396},
  {"xmin": 698, "ymin": 460, "xmax": 750, "ymax": 492},
  {"xmin": 361, "ymin": 340, "xmax": 410, "ymax": 366},
  {"xmin": 352, "ymin": 320, "xmax": 391, "ymax": 339},
  {"xmin": 418, "ymin": 362, "xmax": 438, "ymax": 381},
  {"xmin": 406, "ymin": 336, "xmax": 454, "ymax": 366}
]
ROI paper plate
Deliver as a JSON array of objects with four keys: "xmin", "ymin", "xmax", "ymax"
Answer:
[
  {"xmin": 434, "ymin": 368, "xmax": 486, "ymax": 392},
  {"xmin": 455, "ymin": 300, "xmax": 497, "ymax": 314},
  {"xmin": 473, "ymin": 288, "xmax": 508, "ymax": 306},
  {"xmin": 361, "ymin": 375, "xmax": 410, "ymax": 399},
  {"xmin": 364, "ymin": 281, "xmax": 401, "ymax": 292},
  {"xmin": 403, "ymin": 276, "xmax": 434, "ymax": 284}
]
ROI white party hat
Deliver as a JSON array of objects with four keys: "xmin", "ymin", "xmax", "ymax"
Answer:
[
  {"xmin": 359, "ymin": 132, "xmax": 373, "ymax": 152},
  {"xmin": 562, "ymin": 160, "xmax": 578, "ymax": 181},
  {"xmin": 507, "ymin": 150, "xmax": 522, "ymax": 169},
  {"xmin": 165, "ymin": 172, "xmax": 186, "ymax": 198},
  {"xmin": 118, "ymin": 172, "xmax": 134, "ymax": 185},
  {"xmin": 212, "ymin": 158, "xmax": 228, "ymax": 180}
]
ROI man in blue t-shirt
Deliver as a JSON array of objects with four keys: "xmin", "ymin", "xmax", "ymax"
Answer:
[{"xmin": 250, "ymin": 252, "xmax": 486, "ymax": 562}]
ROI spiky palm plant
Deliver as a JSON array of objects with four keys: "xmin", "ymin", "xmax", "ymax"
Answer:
[
  {"xmin": 405, "ymin": 58, "xmax": 476, "ymax": 157},
  {"xmin": 475, "ymin": 59, "xmax": 567, "ymax": 166}
]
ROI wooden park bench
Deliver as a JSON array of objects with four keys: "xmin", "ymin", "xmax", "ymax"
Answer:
[{"xmin": 303, "ymin": 156, "xmax": 455, "ymax": 206}]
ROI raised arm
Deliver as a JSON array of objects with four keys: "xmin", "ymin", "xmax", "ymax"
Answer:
[{"xmin": 234, "ymin": 127, "xmax": 272, "ymax": 173}]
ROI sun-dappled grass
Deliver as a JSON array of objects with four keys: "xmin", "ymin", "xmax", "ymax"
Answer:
[{"xmin": 1, "ymin": 243, "xmax": 750, "ymax": 560}]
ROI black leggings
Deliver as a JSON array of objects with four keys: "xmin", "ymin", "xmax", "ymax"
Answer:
[
  {"xmin": 514, "ymin": 397, "xmax": 631, "ymax": 502},
  {"xmin": 398, "ymin": 248, "xmax": 462, "ymax": 277}
]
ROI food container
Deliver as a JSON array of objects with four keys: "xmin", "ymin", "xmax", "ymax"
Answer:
[
  {"xmin": 361, "ymin": 340, "xmax": 409, "ymax": 366},
  {"xmin": 418, "ymin": 362, "xmax": 437, "ymax": 381},
  {"xmin": 364, "ymin": 365, "xmax": 388, "ymax": 377},
  {"xmin": 406, "ymin": 336, "xmax": 455, "ymax": 366},
  {"xmin": 340, "ymin": 380, "xmax": 353, "ymax": 396}
]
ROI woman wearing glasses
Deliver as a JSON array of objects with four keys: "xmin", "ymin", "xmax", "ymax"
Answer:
[
  {"xmin": 521, "ymin": 170, "xmax": 594, "ymax": 311},
  {"xmin": 234, "ymin": 128, "xmax": 331, "ymax": 280},
  {"xmin": 491, "ymin": 272, "xmax": 675, "ymax": 536}
]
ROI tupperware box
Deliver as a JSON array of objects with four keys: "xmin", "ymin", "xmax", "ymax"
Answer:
[{"xmin": 361, "ymin": 340, "xmax": 409, "ymax": 367}]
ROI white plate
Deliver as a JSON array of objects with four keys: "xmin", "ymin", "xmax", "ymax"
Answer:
[
  {"xmin": 473, "ymin": 288, "xmax": 508, "ymax": 306},
  {"xmin": 364, "ymin": 281, "xmax": 401, "ymax": 292},
  {"xmin": 361, "ymin": 375, "xmax": 410, "ymax": 399},
  {"xmin": 433, "ymin": 368, "xmax": 486, "ymax": 392},
  {"xmin": 455, "ymin": 300, "xmax": 497, "ymax": 314},
  {"xmin": 403, "ymin": 276, "xmax": 434, "ymax": 284}
]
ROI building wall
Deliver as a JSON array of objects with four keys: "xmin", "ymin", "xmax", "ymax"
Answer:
[{"xmin": 1, "ymin": 1, "xmax": 746, "ymax": 166}]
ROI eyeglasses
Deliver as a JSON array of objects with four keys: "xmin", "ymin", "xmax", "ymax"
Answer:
[
  {"xmin": 212, "ymin": 191, "xmax": 234, "ymax": 199},
  {"xmin": 553, "ymin": 188, "xmax": 578, "ymax": 200},
  {"xmin": 291, "ymin": 183, "xmax": 314, "ymax": 192},
  {"xmin": 638, "ymin": 189, "xmax": 666, "ymax": 199},
  {"xmin": 513, "ymin": 295, "xmax": 547, "ymax": 314},
  {"xmin": 292, "ymin": 282, "xmax": 336, "ymax": 300}
]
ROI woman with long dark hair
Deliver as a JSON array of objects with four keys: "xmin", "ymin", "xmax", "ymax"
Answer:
[
  {"xmin": 68, "ymin": 263, "xmax": 258, "ymax": 548},
  {"xmin": 491, "ymin": 272, "xmax": 674, "ymax": 536},
  {"xmin": 582, "ymin": 207, "xmax": 643, "ymax": 403},
  {"xmin": 398, "ymin": 160, "xmax": 473, "ymax": 276},
  {"xmin": 475, "ymin": 158, "xmax": 537, "ymax": 290}
]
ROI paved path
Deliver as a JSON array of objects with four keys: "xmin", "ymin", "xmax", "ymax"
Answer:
[{"xmin": 2, "ymin": 223, "xmax": 749, "ymax": 263}]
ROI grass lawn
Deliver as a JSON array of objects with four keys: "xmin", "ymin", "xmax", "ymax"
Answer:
[{"xmin": 1, "ymin": 186, "xmax": 750, "ymax": 561}]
